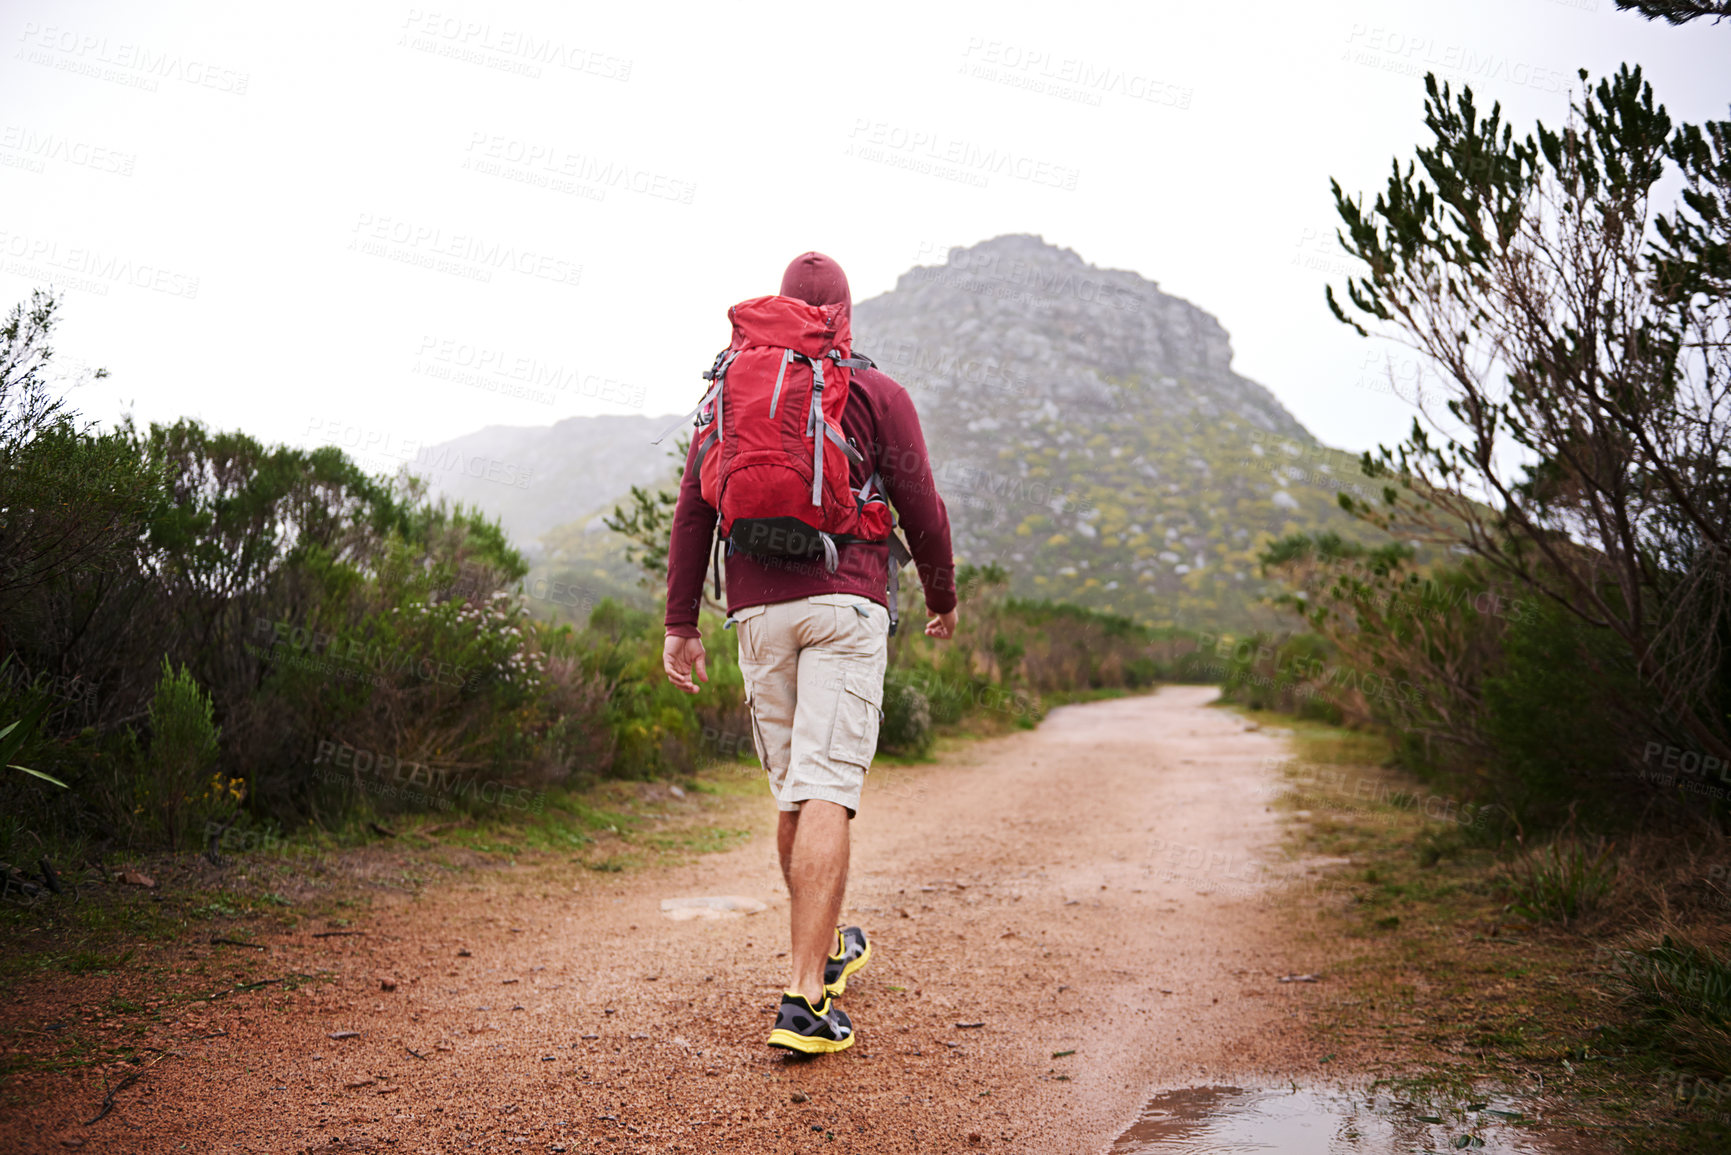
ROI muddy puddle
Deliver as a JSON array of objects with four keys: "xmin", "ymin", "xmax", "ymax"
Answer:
[{"xmin": 1111, "ymin": 1083, "xmax": 1550, "ymax": 1153}]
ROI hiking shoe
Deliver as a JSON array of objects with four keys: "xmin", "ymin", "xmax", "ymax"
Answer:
[
  {"xmin": 765, "ymin": 991, "xmax": 855, "ymax": 1054},
  {"xmin": 823, "ymin": 926, "xmax": 872, "ymax": 998}
]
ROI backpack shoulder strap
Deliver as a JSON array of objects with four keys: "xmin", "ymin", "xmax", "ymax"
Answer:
[{"xmin": 828, "ymin": 350, "xmax": 874, "ymax": 371}]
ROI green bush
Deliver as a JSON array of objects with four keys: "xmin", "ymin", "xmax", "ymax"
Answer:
[
  {"xmin": 143, "ymin": 657, "xmax": 233, "ymax": 849},
  {"xmin": 579, "ymin": 599, "xmax": 747, "ymax": 780},
  {"xmin": 1243, "ymin": 533, "xmax": 1714, "ymax": 837},
  {"xmin": 1478, "ymin": 597, "xmax": 1650, "ymax": 826},
  {"xmin": 1, "ymin": 305, "xmax": 620, "ymax": 843},
  {"xmin": 1124, "ymin": 656, "xmax": 1159, "ymax": 689},
  {"xmin": 878, "ymin": 669, "xmax": 934, "ymax": 757},
  {"xmin": 921, "ymin": 652, "xmax": 978, "ymax": 726}
]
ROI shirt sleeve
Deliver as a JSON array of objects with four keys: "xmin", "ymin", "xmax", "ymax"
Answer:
[
  {"xmin": 663, "ymin": 434, "xmax": 715, "ymax": 637},
  {"xmin": 871, "ymin": 378, "xmax": 957, "ymax": 616}
]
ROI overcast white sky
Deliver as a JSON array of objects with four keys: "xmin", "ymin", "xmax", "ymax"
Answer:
[{"xmin": 3, "ymin": 0, "xmax": 1726, "ymax": 469}]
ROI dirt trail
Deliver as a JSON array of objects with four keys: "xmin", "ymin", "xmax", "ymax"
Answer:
[{"xmin": 18, "ymin": 686, "xmax": 1344, "ymax": 1153}]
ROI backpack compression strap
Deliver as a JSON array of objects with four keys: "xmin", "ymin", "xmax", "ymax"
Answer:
[
  {"xmin": 768, "ymin": 349, "xmax": 794, "ymax": 418},
  {"xmin": 853, "ymin": 468, "xmax": 911, "ymax": 636},
  {"xmin": 886, "ymin": 531, "xmax": 912, "ymax": 637},
  {"xmin": 807, "ymin": 359, "xmax": 827, "ymax": 505},
  {"xmin": 651, "ymin": 350, "xmax": 737, "ymax": 445},
  {"xmin": 800, "ymin": 351, "xmax": 876, "ymax": 506},
  {"xmin": 712, "ymin": 530, "xmax": 724, "ymax": 602}
]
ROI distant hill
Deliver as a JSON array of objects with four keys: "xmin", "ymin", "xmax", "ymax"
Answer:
[
  {"xmin": 415, "ymin": 235, "xmax": 1383, "ymax": 631},
  {"xmin": 408, "ymin": 414, "xmax": 675, "ymax": 551}
]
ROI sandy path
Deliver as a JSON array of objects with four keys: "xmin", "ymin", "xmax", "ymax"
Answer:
[{"xmin": 18, "ymin": 686, "xmax": 1341, "ymax": 1153}]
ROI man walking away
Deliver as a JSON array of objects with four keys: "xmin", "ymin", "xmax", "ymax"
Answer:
[{"xmin": 661, "ymin": 251, "xmax": 958, "ymax": 1054}]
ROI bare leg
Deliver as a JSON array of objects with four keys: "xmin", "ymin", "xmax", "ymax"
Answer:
[
  {"xmin": 776, "ymin": 808, "xmax": 799, "ymax": 891},
  {"xmin": 783, "ymin": 799, "xmax": 849, "ymax": 1004}
]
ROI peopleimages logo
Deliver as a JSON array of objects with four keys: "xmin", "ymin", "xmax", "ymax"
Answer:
[
  {"xmin": 313, "ymin": 738, "xmax": 544, "ymax": 812},
  {"xmin": 1339, "ymin": 24, "xmax": 1570, "ymax": 95},
  {"xmin": 0, "ymin": 230, "xmax": 200, "ymax": 299},
  {"xmin": 249, "ymin": 617, "xmax": 479, "ymax": 689},
  {"xmin": 305, "ymin": 417, "xmax": 535, "ymax": 489},
  {"xmin": 0, "ymin": 125, "xmax": 136, "ymax": 175},
  {"xmin": 348, "ymin": 212, "xmax": 582, "ymax": 288},
  {"xmin": 845, "ymin": 120, "xmax": 1080, "ymax": 191},
  {"xmin": 15, "ymin": 21, "xmax": 251, "ymax": 95},
  {"xmin": 412, "ymin": 336, "xmax": 647, "ymax": 408},
  {"xmin": 413, "ymin": 445, "xmax": 534, "ymax": 490},
  {"xmin": 0, "ymin": 655, "xmax": 97, "ymax": 707},
  {"xmin": 958, "ymin": 38, "xmax": 1193, "ymax": 110},
  {"xmin": 1639, "ymin": 740, "xmax": 1730, "ymax": 800},
  {"xmin": 398, "ymin": 9, "xmax": 632, "ymax": 81},
  {"xmin": 462, "ymin": 132, "xmax": 696, "ymax": 205}
]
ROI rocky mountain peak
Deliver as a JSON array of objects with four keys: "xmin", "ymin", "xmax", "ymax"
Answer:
[{"xmin": 857, "ymin": 235, "xmax": 1309, "ymax": 443}]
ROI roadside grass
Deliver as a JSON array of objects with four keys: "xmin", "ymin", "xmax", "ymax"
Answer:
[
  {"xmin": 1228, "ymin": 705, "xmax": 1731, "ymax": 1153},
  {"xmin": 0, "ymin": 749, "xmax": 772, "ymax": 1094},
  {"xmin": 1502, "ymin": 836, "xmax": 1619, "ymax": 929},
  {"xmin": 2, "ymin": 757, "xmax": 772, "ymax": 973}
]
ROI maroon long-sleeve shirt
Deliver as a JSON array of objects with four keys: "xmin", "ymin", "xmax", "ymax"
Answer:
[
  {"xmin": 666, "ymin": 252, "xmax": 956, "ymax": 636},
  {"xmin": 663, "ymin": 362, "xmax": 957, "ymax": 637}
]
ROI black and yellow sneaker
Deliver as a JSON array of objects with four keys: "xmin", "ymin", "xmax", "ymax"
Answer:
[
  {"xmin": 765, "ymin": 991, "xmax": 855, "ymax": 1054},
  {"xmin": 823, "ymin": 926, "xmax": 871, "ymax": 998}
]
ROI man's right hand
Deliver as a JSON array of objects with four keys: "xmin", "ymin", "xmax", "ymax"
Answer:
[
  {"xmin": 663, "ymin": 634, "xmax": 708, "ymax": 693},
  {"xmin": 925, "ymin": 609, "xmax": 958, "ymax": 640}
]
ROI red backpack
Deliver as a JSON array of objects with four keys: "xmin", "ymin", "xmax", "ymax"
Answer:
[{"xmin": 656, "ymin": 295, "xmax": 895, "ymax": 571}]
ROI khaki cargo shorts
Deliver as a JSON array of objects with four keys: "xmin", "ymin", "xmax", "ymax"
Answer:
[{"xmin": 731, "ymin": 593, "xmax": 889, "ymax": 817}]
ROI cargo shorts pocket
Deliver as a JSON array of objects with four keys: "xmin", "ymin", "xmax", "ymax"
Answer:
[
  {"xmin": 831, "ymin": 668, "xmax": 884, "ymax": 769},
  {"xmin": 728, "ymin": 603, "xmax": 770, "ymax": 663}
]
